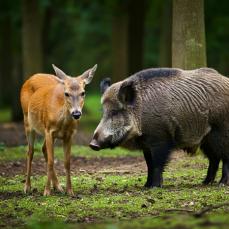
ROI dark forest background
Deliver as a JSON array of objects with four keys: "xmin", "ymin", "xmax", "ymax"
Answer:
[{"xmin": 0, "ymin": 0, "xmax": 228, "ymax": 122}]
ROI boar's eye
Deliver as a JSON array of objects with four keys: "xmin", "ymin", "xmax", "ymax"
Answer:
[{"xmin": 111, "ymin": 110, "xmax": 119, "ymax": 116}]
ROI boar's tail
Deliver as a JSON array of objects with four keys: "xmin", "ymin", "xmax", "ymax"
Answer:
[{"xmin": 183, "ymin": 146, "xmax": 199, "ymax": 155}]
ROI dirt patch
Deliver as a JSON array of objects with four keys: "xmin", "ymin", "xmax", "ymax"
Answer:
[
  {"xmin": 0, "ymin": 151, "xmax": 200, "ymax": 178},
  {"xmin": 0, "ymin": 156, "xmax": 146, "ymax": 177}
]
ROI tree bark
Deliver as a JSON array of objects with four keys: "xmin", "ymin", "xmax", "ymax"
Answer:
[
  {"xmin": 172, "ymin": 0, "xmax": 206, "ymax": 69},
  {"xmin": 22, "ymin": 0, "xmax": 43, "ymax": 79}
]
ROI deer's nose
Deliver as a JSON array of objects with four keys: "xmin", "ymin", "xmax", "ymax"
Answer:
[{"xmin": 71, "ymin": 111, "xmax": 82, "ymax": 119}]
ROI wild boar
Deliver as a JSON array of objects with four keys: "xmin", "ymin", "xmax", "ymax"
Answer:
[{"xmin": 90, "ymin": 67, "xmax": 229, "ymax": 188}]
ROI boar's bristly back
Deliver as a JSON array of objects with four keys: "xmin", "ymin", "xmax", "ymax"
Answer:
[{"xmin": 135, "ymin": 68, "xmax": 180, "ymax": 81}]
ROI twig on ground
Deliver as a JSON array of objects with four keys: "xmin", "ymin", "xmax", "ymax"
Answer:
[
  {"xmin": 165, "ymin": 209, "xmax": 194, "ymax": 213},
  {"xmin": 164, "ymin": 202, "xmax": 229, "ymax": 218},
  {"xmin": 194, "ymin": 202, "xmax": 229, "ymax": 218}
]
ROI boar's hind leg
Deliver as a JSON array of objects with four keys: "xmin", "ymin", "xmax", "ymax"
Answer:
[
  {"xmin": 143, "ymin": 144, "xmax": 171, "ymax": 188},
  {"xmin": 201, "ymin": 135, "xmax": 220, "ymax": 185},
  {"xmin": 219, "ymin": 159, "xmax": 229, "ymax": 186},
  {"xmin": 202, "ymin": 156, "xmax": 220, "ymax": 185}
]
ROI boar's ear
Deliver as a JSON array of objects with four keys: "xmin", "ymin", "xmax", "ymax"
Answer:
[
  {"xmin": 81, "ymin": 64, "xmax": 97, "ymax": 85},
  {"xmin": 118, "ymin": 81, "xmax": 135, "ymax": 106},
  {"xmin": 100, "ymin": 78, "xmax": 111, "ymax": 94}
]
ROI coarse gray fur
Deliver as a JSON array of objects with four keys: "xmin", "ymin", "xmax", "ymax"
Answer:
[{"xmin": 90, "ymin": 67, "xmax": 229, "ymax": 188}]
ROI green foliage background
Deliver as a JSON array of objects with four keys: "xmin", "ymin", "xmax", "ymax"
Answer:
[{"xmin": 0, "ymin": 0, "xmax": 228, "ymax": 121}]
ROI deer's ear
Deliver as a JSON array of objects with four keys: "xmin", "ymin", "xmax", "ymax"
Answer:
[
  {"xmin": 81, "ymin": 64, "xmax": 97, "ymax": 85},
  {"xmin": 52, "ymin": 64, "xmax": 67, "ymax": 80}
]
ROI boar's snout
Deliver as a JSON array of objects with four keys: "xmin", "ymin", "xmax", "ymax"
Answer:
[
  {"xmin": 89, "ymin": 131, "xmax": 113, "ymax": 150},
  {"xmin": 89, "ymin": 139, "xmax": 101, "ymax": 151}
]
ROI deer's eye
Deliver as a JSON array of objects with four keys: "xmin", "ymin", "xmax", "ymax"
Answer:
[
  {"xmin": 64, "ymin": 92, "xmax": 70, "ymax": 97},
  {"xmin": 81, "ymin": 92, "xmax": 85, "ymax": 97}
]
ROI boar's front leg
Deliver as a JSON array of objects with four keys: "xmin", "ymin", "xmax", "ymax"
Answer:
[
  {"xmin": 219, "ymin": 159, "xmax": 229, "ymax": 186},
  {"xmin": 143, "ymin": 144, "xmax": 171, "ymax": 188},
  {"xmin": 143, "ymin": 150, "xmax": 155, "ymax": 187}
]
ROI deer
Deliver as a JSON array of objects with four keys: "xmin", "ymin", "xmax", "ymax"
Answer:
[{"xmin": 20, "ymin": 64, "xmax": 97, "ymax": 196}]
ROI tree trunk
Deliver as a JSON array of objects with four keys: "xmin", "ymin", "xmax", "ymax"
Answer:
[
  {"xmin": 0, "ymin": 2, "xmax": 23, "ymax": 121},
  {"xmin": 172, "ymin": 0, "xmax": 206, "ymax": 69},
  {"xmin": 128, "ymin": 0, "xmax": 146, "ymax": 75},
  {"xmin": 112, "ymin": 0, "xmax": 145, "ymax": 82},
  {"xmin": 0, "ymin": 11, "xmax": 12, "ymax": 107},
  {"xmin": 159, "ymin": 0, "xmax": 172, "ymax": 67},
  {"xmin": 112, "ymin": 5, "xmax": 129, "ymax": 82},
  {"xmin": 22, "ymin": 0, "xmax": 43, "ymax": 79},
  {"xmin": 11, "ymin": 58, "xmax": 23, "ymax": 121}
]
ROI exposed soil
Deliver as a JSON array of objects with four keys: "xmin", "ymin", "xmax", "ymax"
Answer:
[
  {"xmin": 0, "ymin": 156, "xmax": 146, "ymax": 177},
  {"xmin": 0, "ymin": 122, "xmax": 191, "ymax": 181}
]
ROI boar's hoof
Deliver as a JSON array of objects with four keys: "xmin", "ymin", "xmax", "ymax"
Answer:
[
  {"xmin": 202, "ymin": 178, "xmax": 214, "ymax": 185},
  {"xmin": 144, "ymin": 182, "xmax": 162, "ymax": 189},
  {"xmin": 219, "ymin": 177, "xmax": 229, "ymax": 186}
]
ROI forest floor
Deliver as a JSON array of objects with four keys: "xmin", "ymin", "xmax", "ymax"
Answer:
[{"xmin": 0, "ymin": 145, "xmax": 229, "ymax": 229}]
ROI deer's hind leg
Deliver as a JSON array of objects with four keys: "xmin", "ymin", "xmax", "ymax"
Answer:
[
  {"xmin": 42, "ymin": 140, "xmax": 48, "ymax": 162},
  {"xmin": 42, "ymin": 139, "xmax": 63, "ymax": 192},
  {"xmin": 24, "ymin": 121, "xmax": 36, "ymax": 193}
]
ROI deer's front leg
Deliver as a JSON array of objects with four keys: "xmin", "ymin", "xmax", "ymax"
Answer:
[
  {"xmin": 44, "ymin": 131, "xmax": 63, "ymax": 196},
  {"xmin": 63, "ymin": 136, "xmax": 74, "ymax": 196},
  {"xmin": 42, "ymin": 139, "xmax": 63, "ymax": 193}
]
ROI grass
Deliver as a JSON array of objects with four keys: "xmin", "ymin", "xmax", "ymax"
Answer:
[
  {"xmin": 80, "ymin": 93, "xmax": 102, "ymax": 131},
  {"xmin": 0, "ymin": 144, "xmax": 141, "ymax": 161},
  {"xmin": 0, "ymin": 145, "xmax": 229, "ymax": 229},
  {"xmin": 0, "ymin": 107, "xmax": 11, "ymax": 123}
]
